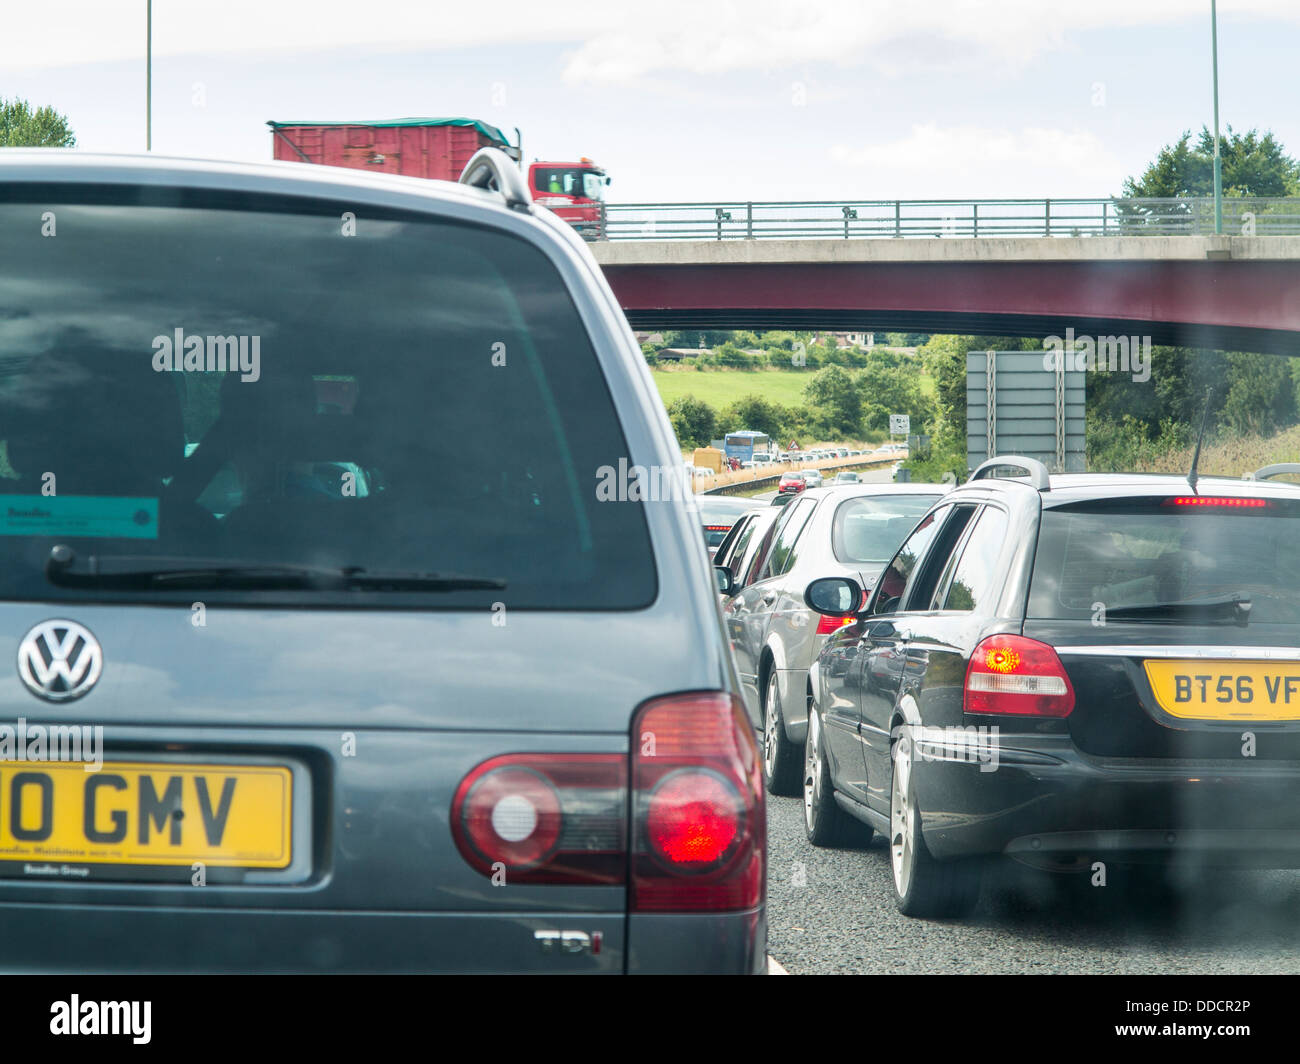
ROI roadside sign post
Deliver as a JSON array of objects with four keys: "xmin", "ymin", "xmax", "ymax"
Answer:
[{"xmin": 889, "ymin": 414, "xmax": 910, "ymax": 437}]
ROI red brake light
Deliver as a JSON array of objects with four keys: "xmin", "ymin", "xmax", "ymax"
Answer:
[
  {"xmin": 964, "ymin": 635, "xmax": 1075, "ymax": 717},
  {"xmin": 451, "ymin": 754, "xmax": 626, "ymax": 884},
  {"xmin": 647, "ymin": 770, "xmax": 742, "ymax": 866},
  {"xmin": 631, "ymin": 692, "xmax": 764, "ymax": 912},
  {"xmin": 816, "ymin": 614, "xmax": 855, "ymax": 634},
  {"xmin": 1162, "ymin": 496, "xmax": 1271, "ymax": 509}
]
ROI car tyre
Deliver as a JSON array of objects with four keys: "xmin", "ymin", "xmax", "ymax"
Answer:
[
  {"xmin": 763, "ymin": 669, "xmax": 802, "ymax": 796},
  {"xmin": 803, "ymin": 707, "xmax": 873, "ymax": 847},
  {"xmin": 889, "ymin": 727, "xmax": 982, "ymax": 918}
]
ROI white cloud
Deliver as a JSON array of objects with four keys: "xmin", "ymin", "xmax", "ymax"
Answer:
[
  {"xmin": 830, "ymin": 124, "xmax": 1127, "ymax": 198},
  {"xmin": 560, "ymin": 0, "xmax": 1300, "ymax": 84},
  {"xmin": 0, "ymin": 0, "xmax": 611, "ymax": 72},
  {"xmin": 4, "ymin": 0, "xmax": 1299, "ymax": 77}
]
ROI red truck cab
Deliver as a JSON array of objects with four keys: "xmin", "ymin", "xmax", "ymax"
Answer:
[{"xmin": 527, "ymin": 159, "xmax": 608, "ymax": 239}]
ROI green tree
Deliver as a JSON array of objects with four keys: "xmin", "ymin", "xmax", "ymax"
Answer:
[
  {"xmin": 1123, "ymin": 127, "xmax": 1300, "ymax": 199},
  {"xmin": 858, "ymin": 365, "xmax": 934, "ymax": 435},
  {"xmin": 905, "ymin": 335, "xmax": 1034, "ymax": 482},
  {"xmin": 720, "ymin": 394, "xmax": 787, "ymax": 441},
  {"xmin": 666, "ymin": 395, "xmax": 718, "ymax": 449},
  {"xmin": 0, "ymin": 98, "xmax": 76, "ymax": 147},
  {"xmin": 883, "ymin": 332, "xmax": 931, "ymax": 348},
  {"xmin": 802, "ymin": 365, "xmax": 862, "ymax": 436},
  {"xmin": 1220, "ymin": 352, "xmax": 1297, "ymax": 436}
]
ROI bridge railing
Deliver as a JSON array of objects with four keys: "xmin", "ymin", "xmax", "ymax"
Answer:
[{"xmin": 599, "ymin": 197, "xmax": 1300, "ymax": 241}]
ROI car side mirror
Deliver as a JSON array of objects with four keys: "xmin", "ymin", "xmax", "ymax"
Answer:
[
  {"xmin": 804, "ymin": 576, "xmax": 863, "ymax": 616},
  {"xmin": 714, "ymin": 566, "xmax": 737, "ymax": 596}
]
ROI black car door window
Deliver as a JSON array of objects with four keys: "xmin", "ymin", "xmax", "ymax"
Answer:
[
  {"xmin": 900, "ymin": 504, "xmax": 978, "ymax": 610},
  {"xmin": 939, "ymin": 506, "xmax": 1010, "ymax": 612},
  {"xmin": 919, "ymin": 504, "xmax": 983, "ymax": 610},
  {"xmin": 870, "ymin": 503, "xmax": 952, "ymax": 615}
]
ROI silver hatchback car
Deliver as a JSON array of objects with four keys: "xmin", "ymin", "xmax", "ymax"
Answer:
[
  {"xmin": 721, "ymin": 484, "xmax": 946, "ymax": 794},
  {"xmin": 0, "ymin": 150, "xmax": 763, "ymax": 973}
]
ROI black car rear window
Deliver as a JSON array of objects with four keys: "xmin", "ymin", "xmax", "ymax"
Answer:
[
  {"xmin": 0, "ymin": 193, "xmax": 655, "ymax": 610},
  {"xmin": 1028, "ymin": 498, "xmax": 1300, "ymax": 624}
]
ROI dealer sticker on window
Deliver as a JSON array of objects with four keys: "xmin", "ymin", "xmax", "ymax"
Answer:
[
  {"xmin": 0, "ymin": 496, "xmax": 159, "ymax": 539},
  {"xmin": 1144, "ymin": 660, "xmax": 1300, "ymax": 721}
]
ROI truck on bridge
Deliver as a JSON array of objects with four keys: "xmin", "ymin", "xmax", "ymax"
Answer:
[{"xmin": 267, "ymin": 117, "xmax": 609, "ymax": 238}]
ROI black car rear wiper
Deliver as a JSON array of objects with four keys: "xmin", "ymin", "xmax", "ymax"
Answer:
[
  {"xmin": 44, "ymin": 546, "xmax": 506, "ymax": 593},
  {"xmin": 1105, "ymin": 594, "xmax": 1251, "ymax": 626}
]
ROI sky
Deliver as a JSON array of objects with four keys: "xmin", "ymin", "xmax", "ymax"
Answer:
[{"xmin": 4, "ymin": 0, "xmax": 1300, "ymax": 202}]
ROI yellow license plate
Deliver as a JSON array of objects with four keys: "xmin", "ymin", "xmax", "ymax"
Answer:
[
  {"xmin": 1145, "ymin": 661, "xmax": 1300, "ymax": 721},
  {"xmin": 0, "ymin": 761, "xmax": 292, "ymax": 868}
]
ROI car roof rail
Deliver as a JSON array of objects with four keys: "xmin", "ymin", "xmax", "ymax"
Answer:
[
  {"xmin": 1245, "ymin": 463, "xmax": 1300, "ymax": 483},
  {"xmin": 968, "ymin": 455, "xmax": 1051, "ymax": 491},
  {"xmin": 458, "ymin": 147, "xmax": 532, "ymax": 212}
]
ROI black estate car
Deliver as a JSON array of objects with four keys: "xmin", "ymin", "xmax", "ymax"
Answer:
[{"xmin": 803, "ymin": 456, "xmax": 1300, "ymax": 918}]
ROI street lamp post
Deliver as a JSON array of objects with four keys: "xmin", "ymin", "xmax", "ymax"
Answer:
[
  {"xmin": 1211, "ymin": 0, "xmax": 1222, "ymax": 234},
  {"xmin": 146, "ymin": 0, "xmax": 152, "ymax": 151}
]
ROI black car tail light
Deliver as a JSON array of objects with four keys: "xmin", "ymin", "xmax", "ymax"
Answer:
[
  {"xmin": 964, "ymin": 635, "xmax": 1075, "ymax": 718},
  {"xmin": 451, "ymin": 754, "xmax": 626, "ymax": 884},
  {"xmin": 631, "ymin": 692, "xmax": 764, "ymax": 912}
]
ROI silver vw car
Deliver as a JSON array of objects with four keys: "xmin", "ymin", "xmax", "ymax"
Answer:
[
  {"xmin": 0, "ymin": 150, "xmax": 764, "ymax": 973},
  {"xmin": 722, "ymin": 484, "xmax": 946, "ymax": 794}
]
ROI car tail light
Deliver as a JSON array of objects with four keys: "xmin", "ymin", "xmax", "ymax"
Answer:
[
  {"xmin": 704, "ymin": 525, "xmax": 731, "ymax": 533},
  {"xmin": 631, "ymin": 692, "xmax": 764, "ymax": 912},
  {"xmin": 964, "ymin": 635, "xmax": 1075, "ymax": 717},
  {"xmin": 817, "ymin": 614, "xmax": 856, "ymax": 634},
  {"xmin": 451, "ymin": 754, "xmax": 626, "ymax": 884}
]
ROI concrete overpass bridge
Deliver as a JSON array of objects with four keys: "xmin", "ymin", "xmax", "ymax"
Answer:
[
  {"xmin": 593, "ymin": 235, "xmax": 1300, "ymax": 354},
  {"xmin": 589, "ymin": 199, "xmax": 1300, "ymax": 353}
]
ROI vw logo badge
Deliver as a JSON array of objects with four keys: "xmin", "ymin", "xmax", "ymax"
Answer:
[{"xmin": 17, "ymin": 620, "xmax": 103, "ymax": 703}]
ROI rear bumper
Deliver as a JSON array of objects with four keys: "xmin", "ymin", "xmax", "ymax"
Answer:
[
  {"xmin": 628, "ymin": 907, "xmax": 766, "ymax": 974},
  {"xmin": 0, "ymin": 903, "xmax": 764, "ymax": 973},
  {"xmin": 911, "ymin": 732, "xmax": 1300, "ymax": 866}
]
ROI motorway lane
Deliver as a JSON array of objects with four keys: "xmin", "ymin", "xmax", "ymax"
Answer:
[
  {"xmin": 750, "ymin": 463, "xmax": 897, "ymax": 504},
  {"xmin": 765, "ymin": 789, "xmax": 1300, "ymax": 974}
]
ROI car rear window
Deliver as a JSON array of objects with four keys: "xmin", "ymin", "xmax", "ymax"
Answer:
[
  {"xmin": 832, "ymin": 494, "xmax": 940, "ymax": 565},
  {"xmin": 0, "ymin": 193, "xmax": 655, "ymax": 610},
  {"xmin": 1028, "ymin": 498, "xmax": 1300, "ymax": 624},
  {"xmin": 698, "ymin": 497, "xmax": 753, "ymax": 548}
]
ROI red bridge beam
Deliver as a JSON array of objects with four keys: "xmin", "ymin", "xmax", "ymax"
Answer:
[{"xmin": 598, "ymin": 254, "xmax": 1300, "ymax": 354}]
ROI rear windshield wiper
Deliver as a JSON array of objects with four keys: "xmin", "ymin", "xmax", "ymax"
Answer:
[
  {"xmin": 1105, "ymin": 594, "xmax": 1251, "ymax": 626},
  {"xmin": 44, "ymin": 546, "xmax": 506, "ymax": 593}
]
